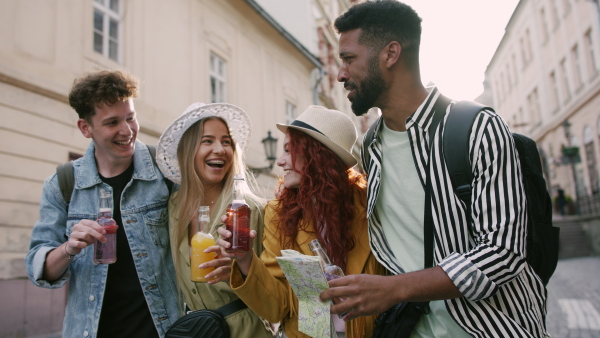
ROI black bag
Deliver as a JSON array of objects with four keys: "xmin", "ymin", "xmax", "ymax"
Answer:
[
  {"xmin": 372, "ymin": 302, "xmax": 430, "ymax": 338},
  {"xmin": 165, "ymin": 299, "xmax": 247, "ymax": 338},
  {"xmin": 443, "ymin": 101, "xmax": 560, "ymax": 285}
]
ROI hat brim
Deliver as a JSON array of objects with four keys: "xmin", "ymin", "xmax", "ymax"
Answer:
[
  {"xmin": 157, "ymin": 103, "xmax": 252, "ymax": 184},
  {"xmin": 276, "ymin": 123, "xmax": 357, "ymax": 168}
]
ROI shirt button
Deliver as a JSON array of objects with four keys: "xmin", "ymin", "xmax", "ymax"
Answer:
[
  {"xmin": 83, "ymin": 331, "xmax": 89, "ymax": 337},
  {"xmin": 89, "ymin": 295, "xmax": 95, "ymax": 302}
]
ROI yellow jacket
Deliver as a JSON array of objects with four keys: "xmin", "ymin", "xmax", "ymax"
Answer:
[{"xmin": 231, "ymin": 193, "xmax": 385, "ymax": 337}]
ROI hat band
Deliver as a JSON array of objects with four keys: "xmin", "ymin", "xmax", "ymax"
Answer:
[{"xmin": 290, "ymin": 120, "xmax": 324, "ymax": 136}]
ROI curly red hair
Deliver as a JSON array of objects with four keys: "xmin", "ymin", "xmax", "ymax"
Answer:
[{"xmin": 275, "ymin": 128, "xmax": 366, "ymax": 272}]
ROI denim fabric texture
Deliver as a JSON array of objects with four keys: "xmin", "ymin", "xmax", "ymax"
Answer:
[{"xmin": 25, "ymin": 141, "xmax": 179, "ymax": 338}]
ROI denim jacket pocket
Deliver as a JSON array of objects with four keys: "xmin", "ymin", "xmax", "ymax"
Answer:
[{"xmin": 142, "ymin": 206, "xmax": 169, "ymax": 247}]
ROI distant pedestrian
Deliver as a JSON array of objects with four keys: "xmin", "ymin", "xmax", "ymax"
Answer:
[
  {"xmin": 557, "ymin": 188, "xmax": 567, "ymax": 216},
  {"xmin": 320, "ymin": 1, "xmax": 548, "ymax": 337}
]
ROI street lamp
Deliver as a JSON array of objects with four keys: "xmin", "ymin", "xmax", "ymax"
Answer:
[
  {"xmin": 561, "ymin": 120, "xmax": 581, "ymax": 215},
  {"xmin": 249, "ymin": 131, "xmax": 278, "ymax": 176}
]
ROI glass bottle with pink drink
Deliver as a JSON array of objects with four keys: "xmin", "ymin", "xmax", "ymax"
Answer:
[{"xmin": 94, "ymin": 189, "xmax": 118, "ymax": 264}]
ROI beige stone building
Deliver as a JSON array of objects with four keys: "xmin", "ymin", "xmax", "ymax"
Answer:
[
  {"xmin": 0, "ymin": 0, "xmax": 352, "ymax": 335},
  {"xmin": 481, "ymin": 0, "xmax": 600, "ymax": 214}
]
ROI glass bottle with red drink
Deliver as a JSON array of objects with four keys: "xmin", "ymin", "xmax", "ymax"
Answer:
[
  {"xmin": 94, "ymin": 188, "xmax": 118, "ymax": 264},
  {"xmin": 225, "ymin": 174, "xmax": 251, "ymax": 252}
]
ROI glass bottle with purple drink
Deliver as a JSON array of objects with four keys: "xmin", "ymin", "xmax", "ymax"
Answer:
[
  {"xmin": 309, "ymin": 239, "xmax": 347, "ymax": 316},
  {"xmin": 94, "ymin": 189, "xmax": 118, "ymax": 264},
  {"xmin": 309, "ymin": 239, "xmax": 345, "ymax": 281}
]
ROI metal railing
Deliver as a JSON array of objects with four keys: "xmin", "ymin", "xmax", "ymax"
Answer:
[{"xmin": 579, "ymin": 194, "xmax": 600, "ymax": 216}]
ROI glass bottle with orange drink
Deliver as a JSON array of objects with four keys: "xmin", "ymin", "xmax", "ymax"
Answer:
[{"xmin": 190, "ymin": 205, "xmax": 216, "ymax": 282}]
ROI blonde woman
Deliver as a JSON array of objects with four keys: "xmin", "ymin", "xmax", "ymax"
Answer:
[{"xmin": 156, "ymin": 102, "xmax": 271, "ymax": 337}]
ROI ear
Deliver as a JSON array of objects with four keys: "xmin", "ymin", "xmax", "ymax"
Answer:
[
  {"xmin": 77, "ymin": 119, "xmax": 93, "ymax": 139},
  {"xmin": 383, "ymin": 41, "xmax": 401, "ymax": 69}
]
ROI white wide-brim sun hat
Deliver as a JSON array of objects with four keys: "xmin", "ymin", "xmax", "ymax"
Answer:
[
  {"xmin": 156, "ymin": 102, "xmax": 252, "ymax": 184},
  {"xmin": 276, "ymin": 105, "xmax": 358, "ymax": 168}
]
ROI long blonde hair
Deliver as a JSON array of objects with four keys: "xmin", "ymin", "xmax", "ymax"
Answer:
[{"xmin": 171, "ymin": 117, "xmax": 265, "ymax": 282}]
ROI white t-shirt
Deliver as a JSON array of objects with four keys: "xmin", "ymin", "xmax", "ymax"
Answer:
[{"xmin": 376, "ymin": 121, "xmax": 470, "ymax": 337}]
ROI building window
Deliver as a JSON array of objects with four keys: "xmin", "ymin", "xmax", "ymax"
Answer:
[
  {"xmin": 506, "ymin": 64, "xmax": 512, "ymax": 92},
  {"xmin": 585, "ymin": 29, "xmax": 598, "ymax": 75},
  {"xmin": 540, "ymin": 8, "xmax": 549, "ymax": 41},
  {"xmin": 93, "ymin": 0, "xmax": 122, "ymax": 62},
  {"xmin": 285, "ymin": 101, "xmax": 296, "ymax": 124},
  {"xmin": 560, "ymin": 58, "xmax": 571, "ymax": 102},
  {"xmin": 563, "ymin": 0, "xmax": 572, "ymax": 16},
  {"xmin": 512, "ymin": 54, "xmax": 518, "ymax": 84},
  {"xmin": 520, "ymin": 29, "xmax": 533, "ymax": 67},
  {"xmin": 527, "ymin": 88, "xmax": 541, "ymax": 126},
  {"xmin": 549, "ymin": 71, "xmax": 560, "ymax": 111},
  {"xmin": 210, "ymin": 53, "xmax": 227, "ymax": 103},
  {"xmin": 584, "ymin": 126, "xmax": 599, "ymax": 195},
  {"xmin": 572, "ymin": 44, "xmax": 583, "ymax": 89}
]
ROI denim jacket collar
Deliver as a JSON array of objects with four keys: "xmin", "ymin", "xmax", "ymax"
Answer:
[{"xmin": 75, "ymin": 140, "xmax": 158, "ymax": 189}]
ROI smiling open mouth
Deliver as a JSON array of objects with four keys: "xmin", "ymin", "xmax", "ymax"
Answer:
[
  {"xmin": 207, "ymin": 160, "xmax": 225, "ymax": 168},
  {"xmin": 115, "ymin": 139, "xmax": 132, "ymax": 146}
]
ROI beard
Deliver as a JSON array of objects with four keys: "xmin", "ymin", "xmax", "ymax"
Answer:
[{"xmin": 348, "ymin": 55, "xmax": 386, "ymax": 117}]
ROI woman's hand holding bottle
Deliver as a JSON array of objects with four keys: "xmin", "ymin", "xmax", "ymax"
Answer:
[
  {"xmin": 199, "ymin": 244, "xmax": 233, "ymax": 285},
  {"xmin": 216, "ymin": 215, "xmax": 256, "ymax": 278}
]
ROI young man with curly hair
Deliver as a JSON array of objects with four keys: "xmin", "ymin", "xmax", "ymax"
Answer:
[
  {"xmin": 321, "ymin": 1, "xmax": 548, "ymax": 337},
  {"xmin": 25, "ymin": 70, "xmax": 179, "ymax": 338}
]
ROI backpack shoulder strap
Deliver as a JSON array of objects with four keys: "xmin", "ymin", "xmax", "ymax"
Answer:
[
  {"xmin": 361, "ymin": 118, "xmax": 380, "ymax": 172},
  {"xmin": 146, "ymin": 144, "xmax": 157, "ymax": 165},
  {"xmin": 56, "ymin": 161, "xmax": 75, "ymax": 204},
  {"xmin": 443, "ymin": 101, "xmax": 489, "ymax": 205}
]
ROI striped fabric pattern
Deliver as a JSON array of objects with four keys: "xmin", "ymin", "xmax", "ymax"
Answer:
[{"xmin": 361, "ymin": 87, "xmax": 548, "ymax": 337}]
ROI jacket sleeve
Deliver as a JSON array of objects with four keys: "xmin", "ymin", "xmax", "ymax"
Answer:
[
  {"xmin": 25, "ymin": 175, "xmax": 72, "ymax": 288},
  {"xmin": 439, "ymin": 112, "xmax": 528, "ymax": 301},
  {"xmin": 230, "ymin": 202, "xmax": 297, "ymax": 323}
]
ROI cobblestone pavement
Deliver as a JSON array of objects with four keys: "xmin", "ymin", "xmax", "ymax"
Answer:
[{"xmin": 546, "ymin": 256, "xmax": 600, "ymax": 338}]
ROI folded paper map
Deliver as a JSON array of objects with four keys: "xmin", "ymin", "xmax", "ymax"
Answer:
[{"xmin": 276, "ymin": 249, "xmax": 336, "ymax": 338}]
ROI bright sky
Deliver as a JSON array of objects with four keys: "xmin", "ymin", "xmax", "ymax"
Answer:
[{"xmin": 401, "ymin": 0, "xmax": 521, "ymax": 100}]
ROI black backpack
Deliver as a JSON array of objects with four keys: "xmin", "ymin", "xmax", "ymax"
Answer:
[
  {"xmin": 55, "ymin": 145, "xmax": 172, "ymax": 204},
  {"xmin": 443, "ymin": 101, "xmax": 559, "ymax": 285},
  {"xmin": 362, "ymin": 100, "xmax": 560, "ymax": 285}
]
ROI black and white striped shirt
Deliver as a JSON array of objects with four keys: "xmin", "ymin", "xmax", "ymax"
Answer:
[{"xmin": 362, "ymin": 87, "xmax": 548, "ymax": 337}]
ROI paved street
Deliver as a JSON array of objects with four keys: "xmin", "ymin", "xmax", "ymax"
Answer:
[{"xmin": 546, "ymin": 256, "xmax": 600, "ymax": 338}]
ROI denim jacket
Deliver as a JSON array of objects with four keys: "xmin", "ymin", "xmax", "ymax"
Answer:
[{"xmin": 25, "ymin": 141, "xmax": 179, "ymax": 338}]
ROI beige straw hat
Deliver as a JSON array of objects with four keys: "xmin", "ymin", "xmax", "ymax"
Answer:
[
  {"xmin": 276, "ymin": 105, "xmax": 358, "ymax": 168},
  {"xmin": 156, "ymin": 102, "xmax": 252, "ymax": 184}
]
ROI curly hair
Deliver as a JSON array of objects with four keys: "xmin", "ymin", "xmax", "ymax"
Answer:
[
  {"xmin": 275, "ymin": 128, "xmax": 366, "ymax": 272},
  {"xmin": 334, "ymin": 0, "xmax": 422, "ymax": 67},
  {"xmin": 68, "ymin": 70, "xmax": 139, "ymax": 122}
]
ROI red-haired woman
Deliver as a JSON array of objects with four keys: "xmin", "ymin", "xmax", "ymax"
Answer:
[{"xmin": 218, "ymin": 106, "xmax": 385, "ymax": 338}]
